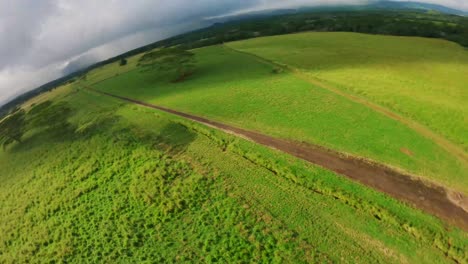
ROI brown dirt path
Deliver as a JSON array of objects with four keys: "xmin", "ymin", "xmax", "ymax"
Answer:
[
  {"xmin": 88, "ymin": 87, "xmax": 468, "ymax": 231},
  {"xmin": 223, "ymin": 45, "xmax": 468, "ymax": 166}
]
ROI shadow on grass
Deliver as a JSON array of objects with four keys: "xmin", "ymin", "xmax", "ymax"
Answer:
[
  {"xmin": 10, "ymin": 124, "xmax": 79, "ymax": 154},
  {"xmin": 6, "ymin": 94, "xmax": 197, "ymax": 159},
  {"xmin": 75, "ymin": 114, "xmax": 122, "ymax": 139},
  {"xmin": 9, "ymin": 101, "xmax": 121, "ymax": 153},
  {"xmin": 151, "ymin": 122, "xmax": 197, "ymax": 156}
]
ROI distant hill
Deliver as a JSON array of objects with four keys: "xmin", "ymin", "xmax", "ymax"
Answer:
[
  {"xmin": 370, "ymin": 1, "xmax": 467, "ymax": 16},
  {"xmin": 206, "ymin": 0, "xmax": 467, "ymax": 23}
]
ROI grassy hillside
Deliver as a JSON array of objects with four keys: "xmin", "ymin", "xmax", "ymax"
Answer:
[
  {"xmin": 227, "ymin": 32, "xmax": 468, "ymax": 152},
  {"xmin": 88, "ymin": 43, "xmax": 467, "ymax": 193},
  {"xmin": 1, "ymin": 83, "xmax": 467, "ymax": 263}
]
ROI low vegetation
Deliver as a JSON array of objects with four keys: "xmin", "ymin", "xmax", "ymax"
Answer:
[
  {"xmin": 138, "ymin": 48, "xmax": 196, "ymax": 82},
  {"xmin": 227, "ymin": 32, "xmax": 468, "ymax": 152},
  {"xmin": 89, "ymin": 38, "xmax": 467, "ymax": 193},
  {"xmin": 0, "ymin": 86, "xmax": 466, "ymax": 263},
  {"xmin": 1, "ymin": 14, "xmax": 467, "ymax": 262}
]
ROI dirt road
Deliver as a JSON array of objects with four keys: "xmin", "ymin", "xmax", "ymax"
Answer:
[{"xmin": 89, "ymin": 87, "xmax": 468, "ymax": 231}]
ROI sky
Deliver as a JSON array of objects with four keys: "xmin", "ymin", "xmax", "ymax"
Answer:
[{"xmin": 1, "ymin": 0, "xmax": 467, "ymax": 106}]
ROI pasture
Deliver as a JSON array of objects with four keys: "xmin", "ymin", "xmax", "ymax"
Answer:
[
  {"xmin": 1, "ymin": 31, "xmax": 467, "ymax": 263},
  {"xmin": 227, "ymin": 32, "xmax": 468, "ymax": 153},
  {"xmin": 90, "ymin": 42, "xmax": 467, "ymax": 193},
  {"xmin": 0, "ymin": 83, "xmax": 466, "ymax": 263}
]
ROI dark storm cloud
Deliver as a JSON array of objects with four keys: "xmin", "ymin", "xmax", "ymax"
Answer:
[{"xmin": 0, "ymin": 0, "xmax": 467, "ymax": 105}]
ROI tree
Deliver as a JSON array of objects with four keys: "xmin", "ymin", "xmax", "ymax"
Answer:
[
  {"xmin": 0, "ymin": 110, "xmax": 26, "ymax": 148},
  {"xmin": 119, "ymin": 58, "xmax": 127, "ymax": 66},
  {"xmin": 138, "ymin": 48, "xmax": 195, "ymax": 82}
]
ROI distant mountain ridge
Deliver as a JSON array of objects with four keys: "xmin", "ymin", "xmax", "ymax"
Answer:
[
  {"xmin": 206, "ymin": 0, "xmax": 467, "ymax": 23},
  {"xmin": 371, "ymin": 1, "xmax": 467, "ymax": 16}
]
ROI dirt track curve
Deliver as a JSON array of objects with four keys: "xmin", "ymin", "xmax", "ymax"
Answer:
[{"xmin": 89, "ymin": 87, "xmax": 468, "ymax": 231}]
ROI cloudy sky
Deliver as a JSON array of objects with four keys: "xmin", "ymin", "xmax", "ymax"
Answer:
[{"xmin": 1, "ymin": 0, "xmax": 467, "ymax": 106}]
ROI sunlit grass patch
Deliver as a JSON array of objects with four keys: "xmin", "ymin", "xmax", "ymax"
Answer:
[{"xmin": 92, "ymin": 43, "xmax": 467, "ymax": 193}]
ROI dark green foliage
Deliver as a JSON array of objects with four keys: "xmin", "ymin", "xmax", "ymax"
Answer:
[
  {"xmin": 119, "ymin": 58, "xmax": 127, "ymax": 66},
  {"xmin": 138, "ymin": 48, "xmax": 196, "ymax": 82},
  {"xmin": 0, "ymin": 110, "xmax": 26, "ymax": 148}
]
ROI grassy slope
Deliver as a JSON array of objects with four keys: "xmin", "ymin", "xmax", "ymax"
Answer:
[
  {"xmin": 227, "ymin": 32, "xmax": 468, "ymax": 151},
  {"xmin": 0, "ymin": 85, "xmax": 467, "ymax": 263},
  {"xmin": 90, "ymin": 45, "xmax": 467, "ymax": 193}
]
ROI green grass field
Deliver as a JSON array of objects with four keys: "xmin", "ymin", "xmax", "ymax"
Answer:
[
  {"xmin": 1, "ymin": 84, "xmax": 467, "ymax": 263},
  {"xmin": 227, "ymin": 32, "xmax": 468, "ymax": 152},
  {"xmin": 0, "ymin": 33, "xmax": 468, "ymax": 263},
  {"xmin": 88, "ymin": 41, "xmax": 467, "ymax": 193}
]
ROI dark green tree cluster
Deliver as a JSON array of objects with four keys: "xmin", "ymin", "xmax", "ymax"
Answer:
[{"xmin": 138, "ymin": 48, "xmax": 196, "ymax": 82}]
